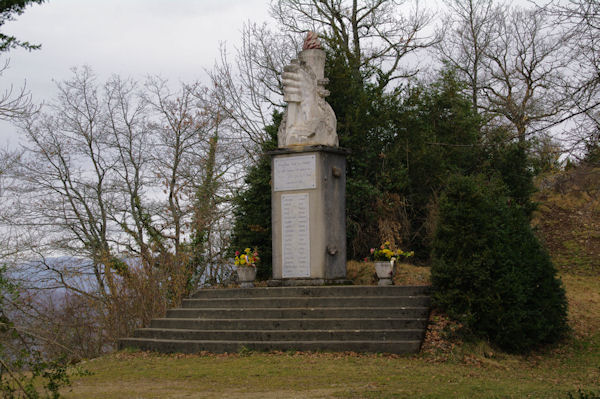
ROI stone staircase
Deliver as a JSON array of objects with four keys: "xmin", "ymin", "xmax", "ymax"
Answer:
[{"xmin": 119, "ymin": 285, "xmax": 431, "ymax": 354}]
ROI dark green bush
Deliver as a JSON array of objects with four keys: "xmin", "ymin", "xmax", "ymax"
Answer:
[{"xmin": 431, "ymin": 174, "xmax": 568, "ymax": 353}]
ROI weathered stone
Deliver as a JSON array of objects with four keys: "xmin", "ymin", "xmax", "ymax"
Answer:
[
  {"xmin": 118, "ymin": 285, "xmax": 431, "ymax": 354},
  {"xmin": 270, "ymin": 146, "xmax": 348, "ymax": 284},
  {"xmin": 278, "ymin": 32, "xmax": 338, "ymax": 148}
]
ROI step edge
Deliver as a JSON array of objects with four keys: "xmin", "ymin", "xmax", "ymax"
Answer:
[
  {"xmin": 183, "ymin": 295, "xmax": 431, "ymax": 301},
  {"xmin": 153, "ymin": 317, "xmax": 430, "ymax": 321},
  {"xmin": 120, "ymin": 337, "xmax": 423, "ymax": 344},
  {"xmin": 136, "ymin": 328, "xmax": 425, "ymax": 333},
  {"xmin": 170, "ymin": 306, "xmax": 430, "ymax": 311}
]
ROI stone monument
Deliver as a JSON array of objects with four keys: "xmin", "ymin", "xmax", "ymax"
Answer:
[
  {"xmin": 270, "ymin": 32, "xmax": 348, "ymax": 285},
  {"xmin": 277, "ymin": 31, "xmax": 338, "ymax": 148}
]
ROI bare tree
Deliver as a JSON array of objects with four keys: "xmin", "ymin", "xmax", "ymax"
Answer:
[
  {"xmin": 208, "ymin": 23, "xmax": 297, "ymax": 149},
  {"xmin": 435, "ymin": 0, "xmax": 505, "ymax": 113},
  {"xmin": 439, "ymin": 2, "xmax": 573, "ymax": 142},
  {"xmin": 481, "ymin": 6, "xmax": 573, "ymax": 142},
  {"xmin": 535, "ymin": 0, "xmax": 600, "ymax": 162},
  {"xmin": 0, "ymin": 60, "xmax": 35, "ymax": 120},
  {"xmin": 16, "ymin": 67, "xmax": 119, "ymax": 298},
  {"xmin": 541, "ymin": 0, "xmax": 600, "ymax": 105},
  {"xmin": 145, "ymin": 77, "xmax": 242, "ymax": 285},
  {"xmin": 2, "ymin": 67, "xmax": 240, "ymax": 355},
  {"xmin": 270, "ymin": 0, "xmax": 440, "ymax": 89}
]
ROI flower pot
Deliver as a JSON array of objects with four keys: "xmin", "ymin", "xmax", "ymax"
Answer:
[
  {"xmin": 374, "ymin": 261, "xmax": 393, "ymax": 286},
  {"xmin": 237, "ymin": 266, "xmax": 257, "ymax": 288}
]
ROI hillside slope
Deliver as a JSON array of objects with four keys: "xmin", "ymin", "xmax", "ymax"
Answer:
[{"xmin": 534, "ymin": 166, "xmax": 600, "ymax": 275}]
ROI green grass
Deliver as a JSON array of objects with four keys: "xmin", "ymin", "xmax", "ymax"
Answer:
[{"xmin": 63, "ymin": 335, "xmax": 599, "ymax": 399}]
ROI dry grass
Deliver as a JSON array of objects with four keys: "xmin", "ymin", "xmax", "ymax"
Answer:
[
  {"xmin": 346, "ymin": 260, "xmax": 431, "ymax": 286},
  {"xmin": 393, "ymin": 263, "xmax": 431, "ymax": 286},
  {"xmin": 562, "ymin": 273, "xmax": 600, "ymax": 339},
  {"xmin": 533, "ymin": 167, "xmax": 600, "ymax": 275}
]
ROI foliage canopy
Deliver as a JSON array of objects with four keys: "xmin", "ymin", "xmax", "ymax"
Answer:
[{"xmin": 0, "ymin": 0, "xmax": 45, "ymax": 52}]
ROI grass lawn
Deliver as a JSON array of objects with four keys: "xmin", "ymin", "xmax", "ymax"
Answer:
[
  {"xmin": 62, "ymin": 342, "xmax": 598, "ymax": 399},
  {"xmin": 61, "ymin": 272, "xmax": 600, "ymax": 399}
]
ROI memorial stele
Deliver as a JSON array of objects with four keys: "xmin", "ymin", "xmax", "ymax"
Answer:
[{"xmin": 270, "ymin": 32, "xmax": 347, "ymax": 285}]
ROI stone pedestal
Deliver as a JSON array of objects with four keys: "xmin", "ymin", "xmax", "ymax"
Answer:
[{"xmin": 269, "ymin": 145, "xmax": 348, "ymax": 286}]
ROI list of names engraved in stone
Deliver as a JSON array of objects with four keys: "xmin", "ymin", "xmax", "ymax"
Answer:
[
  {"xmin": 274, "ymin": 154, "xmax": 316, "ymax": 191},
  {"xmin": 281, "ymin": 193, "xmax": 310, "ymax": 278}
]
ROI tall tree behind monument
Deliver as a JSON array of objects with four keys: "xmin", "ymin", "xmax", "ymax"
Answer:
[{"xmin": 227, "ymin": 0, "xmax": 443, "ymax": 261}]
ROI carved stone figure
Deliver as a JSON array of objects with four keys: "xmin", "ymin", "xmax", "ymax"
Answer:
[{"xmin": 278, "ymin": 32, "xmax": 338, "ymax": 148}]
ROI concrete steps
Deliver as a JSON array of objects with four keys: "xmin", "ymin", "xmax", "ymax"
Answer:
[
  {"xmin": 181, "ymin": 295, "xmax": 430, "ymax": 308},
  {"xmin": 118, "ymin": 339, "xmax": 423, "ymax": 354},
  {"xmin": 189, "ymin": 286, "xmax": 428, "ymax": 298},
  {"xmin": 148, "ymin": 317, "xmax": 429, "ymax": 330},
  {"xmin": 119, "ymin": 285, "xmax": 431, "ymax": 354},
  {"xmin": 133, "ymin": 328, "xmax": 425, "ymax": 341}
]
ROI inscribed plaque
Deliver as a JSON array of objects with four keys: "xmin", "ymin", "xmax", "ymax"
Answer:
[
  {"xmin": 281, "ymin": 193, "xmax": 310, "ymax": 278},
  {"xmin": 274, "ymin": 155, "xmax": 316, "ymax": 191}
]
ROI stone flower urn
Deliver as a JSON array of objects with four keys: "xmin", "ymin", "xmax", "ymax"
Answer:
[
  {"xmin": 237, "ymin": 266, "xmax": 257, "ymax": 288},
  {"xmin": 374, "ymin": 261, "xmax": 394, "ymax": 286}
]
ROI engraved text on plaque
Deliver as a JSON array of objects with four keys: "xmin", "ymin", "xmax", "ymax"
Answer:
[
  {"xmin": 274, "ymin": 154, "xmax": 316, "ymax": 191},
  {"xmin": 281, "ymin": 193, "xmax": 310, "ymax": 278}
]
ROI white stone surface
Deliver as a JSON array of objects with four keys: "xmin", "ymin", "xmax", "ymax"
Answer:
[
  {"xmin": 271, "ymin": 149, "xmax": 347, "ymax": 282},
  {"xmin": 281, "ymin": 193, "xmax": 311, "ymax": 278},
  {"xmin": 273, "ymin": 154, "xmax": 316, "ymax": 191},
  {"xmin": 278, "ymin": 34, "xmax": 338, "ymax": 148}
]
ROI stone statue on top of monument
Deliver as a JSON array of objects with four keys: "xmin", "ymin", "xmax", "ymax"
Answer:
[{"xmin": 278, "ymin": 31, "xmax": 338, "ymax": 148}]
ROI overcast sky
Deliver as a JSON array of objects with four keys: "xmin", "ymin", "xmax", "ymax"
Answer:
[{"xmin": 0, "ymin": 0, "xmax": 272, "ymax": 145}]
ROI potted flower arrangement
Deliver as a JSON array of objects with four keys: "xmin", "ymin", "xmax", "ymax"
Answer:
[
  {"xmin": 368, "ymin": 241, "xmax": 414, "ymax": 286},
  {"xmin": 235, "ymin": 248, "xmax": 259, "ymax": 288}
]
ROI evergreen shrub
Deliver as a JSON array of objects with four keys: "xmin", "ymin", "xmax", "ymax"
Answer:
[{"xmin": 431, "ymin": 174, "xmax": 568, "ymax": 353}]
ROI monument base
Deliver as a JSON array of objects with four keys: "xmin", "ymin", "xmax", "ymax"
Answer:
[
  {"xmin": 267, "ymin": 278, "xmax": 352, "ymax": 287},
  {"xmin": 269, "ymin": 146, "xmax": 349, "ymax": 285}
]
